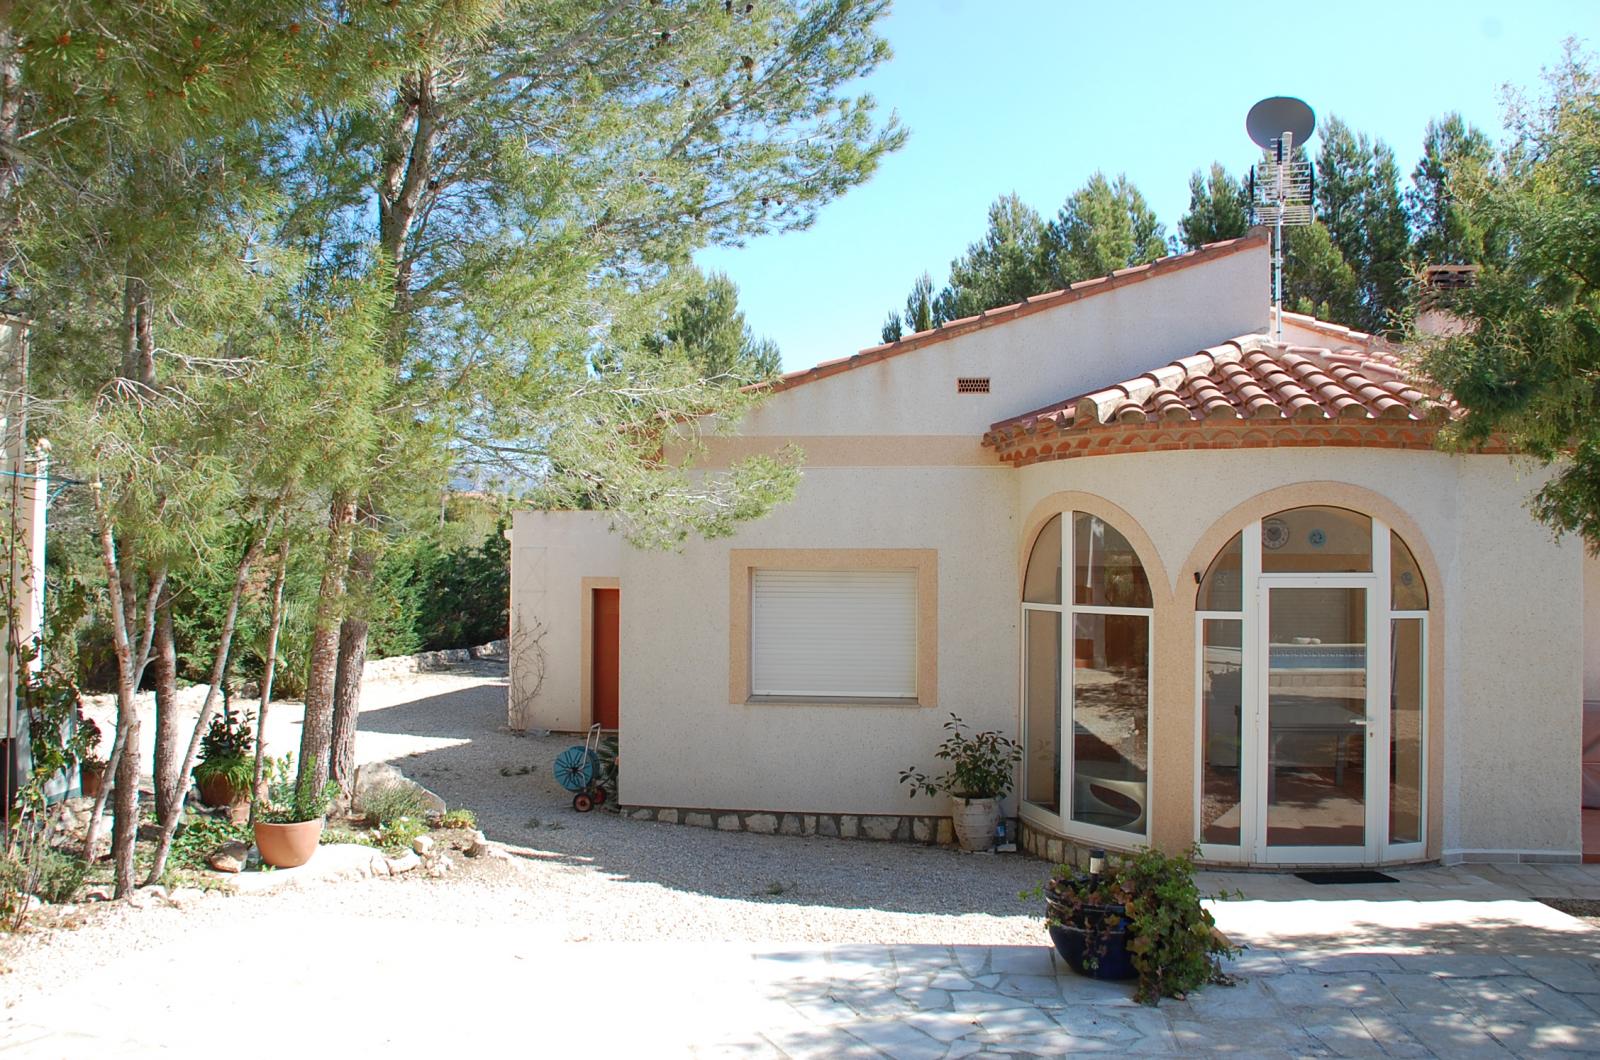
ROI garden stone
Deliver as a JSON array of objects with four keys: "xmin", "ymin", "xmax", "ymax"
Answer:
[
  {"xmin": 412, "ymin": 834, "xmax": 435, "ymax": 856},
  {"xmin": 465, "ymin": 831, "xmax": 490, "ymax": 857},
  {"xmin": 862, "ymin": 816, "xmax": 898, "ymax": 841},
  {"xmin": 351, "ymin": 762, "xmax": 447, "ymax": 818},
  {"xmin": 817, "ymin": 816, "xmax": 839, "ymax": 837},
  {"xmin": 207, "ymin": 841, "xmax": 249, "ymax": 873},
  {"xmin": 386, "ymin": 851, "xmax": 421, "ymax": 875},
  {"xmin": 716, "ymin": 814, "xmax": 741, "ymax": 831},
  {"xmin": 684, "ymin": 812, "xmax": 712, "ymax": 829},
  {"xmin": 656, "ymin": 809, "xmax": 678, "ymax": 825},
  {"xmin": 839, "ymin": 815, "xmax": 859, "ymax": 838}
]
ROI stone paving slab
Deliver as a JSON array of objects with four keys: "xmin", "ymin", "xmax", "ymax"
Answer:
[{"xmin": 5, "ymin": 865, "xmax": 1600, "ymax": 1058}]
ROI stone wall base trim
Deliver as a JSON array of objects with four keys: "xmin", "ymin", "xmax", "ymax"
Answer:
[
  {"xmin": 1441, "ymin": 848, "xmax": 1582, "ymax": 866},
  {"xmin": 620, "ymin": 805, "xmax": 957, "ymax": 846}
]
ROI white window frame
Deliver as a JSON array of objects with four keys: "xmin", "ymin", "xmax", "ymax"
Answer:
[
  {"xmin": 1192, "ymin": 515, "xmax": 1429, "ymax": 866},
  {"xmin": 1019, "ymin": 511, "xmax": 1154, "ymax": 849}
]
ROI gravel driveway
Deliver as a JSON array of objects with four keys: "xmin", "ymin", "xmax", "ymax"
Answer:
[{"xmin": 10, "ymin": 663, "xmax": 1043, "ymax": 994}]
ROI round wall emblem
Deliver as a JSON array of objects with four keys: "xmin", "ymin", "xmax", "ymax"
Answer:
[{"xmin": 1262, "ymin": 518, "xmax": 1289, "ymax": 550}]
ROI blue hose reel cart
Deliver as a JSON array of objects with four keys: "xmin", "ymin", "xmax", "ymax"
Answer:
[{"xmin": 554, "ymin": 724, "xmax": 609, "ymax": 812}]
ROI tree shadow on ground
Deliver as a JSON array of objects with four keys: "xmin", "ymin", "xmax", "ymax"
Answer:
[{"xmin": 353, "ymin": 663, "xmax": 1045, "ymax": 918}]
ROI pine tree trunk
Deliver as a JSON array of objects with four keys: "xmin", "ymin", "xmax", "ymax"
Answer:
[
  {"xmin": 145, "ymin": 523, "xmax": 271, "ymax": 883},
  {"xmin": 329, "ymin": 615, "xmax": 369, "ymax": 798},
  {"xmin": 249, "ymin": 540, "xmax": 290, "ymax": 828},
  {"xmin": 150, "ymin": 595, "xmax": 180, "ymax": 823},
  {"xmin": 328, "ymin": 546, "xmax": 375, "ymax": 797},
  {"xmin": 296, "ymin": 493, "xmax": 357, "ymax": 794},
  {"xmin": 89, "ymin": 484, "xmax": 141, "ymax": 897}
]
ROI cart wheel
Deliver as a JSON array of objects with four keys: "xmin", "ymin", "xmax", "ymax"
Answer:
[
  {"xmin": 592, "ymin": 786, "xmax": 607, "ymax": 805},
  {"xmin": 573, "ymin": 792, "xmax": 594, "ymax": 813},
  {"xmin": 554, "ymin": 745, "xmax": 596, "ymax": 792}
]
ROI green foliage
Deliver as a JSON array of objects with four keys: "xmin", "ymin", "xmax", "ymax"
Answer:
[
  {"xmin": 262, "ymin": 769, "xmax": 338, "ymax": 825},
  {"xmin": 645, "ymin": 269, "xmax": 782, "ymax": 384},
  {"xmin": 436, "ymin": 808, "xmax": 478, "ymax": 831},
  {"xmin": 409, "ymin": 522, "xmax": 510, "ymax": 652},
  {"xmin": 1407, "ymin": 113, "xmax": 1501, "ymax": 268},
  {"xmin": 1041, "ymin": 172, "xmax": 1167, "ymax": 288},
  {"xmin": 168, "ymin": 815, "xmax": 253, "ymax": 873},
  {"xmin": 936, "ymin": 195, "xmax": 1051, "ymax": 322},
  {"xmin": 1176, "ymin": 164, "xmax": 1250, "ymax": 251},
  {"xmin": 1284, "ymin": 221, "xmax": 1363, "ymax": 324},
  {"xmin": 360, "ymin": 782, "xmax": 434, "ymax": 828},
  {"xmin": 1032, "ymin": 846, "xmax": 1237, "ymax": 1005},
  {"xmin": 375, "ymin": 816, "xmax": 428, "ymax": 853},
  {"xmin": 899, "ymin": 713, "xmax": 1022, "ymax": 801},
  {"xmin": 1314, "ymin": 117, "xmax": 1412, "ymax": 330},
  {"xmin": 1415, "ymin": 43, "xmax": 1600, "ymax": 546},
  {"xmin": 0, "ymin": 847, "xmax": 86, "ymax": 908},
  {"xmin": 197, "ymin": 704, "xmax": 253, "ymax": 764}
]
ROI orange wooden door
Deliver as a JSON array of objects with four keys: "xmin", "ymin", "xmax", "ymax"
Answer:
[{"xmin": 593, "ymin": 588, "xmax": 620, "ymax": 730}]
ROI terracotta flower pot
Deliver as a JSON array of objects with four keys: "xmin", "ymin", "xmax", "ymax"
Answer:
[
  {"xmin": 950, "ymin": 796, "xmax": 1000, "ymax": 852},
  {"xmin": 79, "ymin": 763, "xmax": 106, "ymax": 799},
  {"xmin": 197, "ymin": 772, "xmax": 245, "ymax": 810},
  {"xmin": 253, "ymin": 818, "xmax": 324, "ymax": 869}
]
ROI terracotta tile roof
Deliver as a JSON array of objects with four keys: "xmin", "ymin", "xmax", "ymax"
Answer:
[
  {"xmin": 754, "ymin": 232, "xmax": 1269, "ymax": 394},
  {"xmin": 983, "ymin": 334, "xmax": 1444, "ymax": 459}
]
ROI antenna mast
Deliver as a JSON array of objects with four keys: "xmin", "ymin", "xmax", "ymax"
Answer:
[{"xmin": 1247, "ymin": 97, "xmax": 1315, "ymax": 342}]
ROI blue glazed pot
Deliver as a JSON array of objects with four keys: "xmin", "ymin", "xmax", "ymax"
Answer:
[{"xmin": 1048, "ymin": 905, "xmax": 1137, "ymax": 981}]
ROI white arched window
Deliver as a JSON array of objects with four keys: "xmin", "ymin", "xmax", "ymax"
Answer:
[
  {"xmin": 1022, "ymin": 511, "xmax": 1153, "ymax": 845},
  {"xmin": 1195, "ymin": 506, "xmax": 1427, "ymax": 865}
]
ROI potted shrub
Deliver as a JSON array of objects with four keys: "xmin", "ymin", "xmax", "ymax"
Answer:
[
  {"xmin": 899, "ymin": 712, "xmax": 1022, "ymax": 852},
  {"xmin": 193, "ymin": 705, "xmax": 255, "ymax": 817},
  {"xmin": 1030, "ymin": 845, "xmax": 1238, "ymax": 1004},
  {"xmin": 253, "ymin": 771, "xmax": 338, "ymax": 869}
]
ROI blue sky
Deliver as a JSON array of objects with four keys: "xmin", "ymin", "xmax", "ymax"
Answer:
[{"xmin": 696, "ymin": 0, "xmax": 1594, "ymax": 372}]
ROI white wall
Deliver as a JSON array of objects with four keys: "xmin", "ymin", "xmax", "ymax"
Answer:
[
  {"xmin": 740, "ymin": 244, "xmax": 1268, "ymax": 440},
  {"xmin": 508, "ymin": 510, "xmax": 622, "ymax": 732},
  {"xmin": 619, "ymin": 464, "xmax": 1018, "ymax": 816}
]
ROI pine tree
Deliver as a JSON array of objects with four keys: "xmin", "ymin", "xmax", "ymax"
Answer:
[
  {"xmin": 1314, "ymin": 117, "xmax": 1412, "ymax": 331},
  {"xmin": 1177, "ymin": 163, "xmax": 1251, "ymax": 251},
  {"xmin": 1040, "ymin": 172, "xmax": 1167, "ymax": 289},
  {"xmin": 1407, "ymin": 113, "xmax": 1500, "ymax": 267},
  {"xmin": 647, "ymin": 269, "xmax": 781, "ymax": 383}
]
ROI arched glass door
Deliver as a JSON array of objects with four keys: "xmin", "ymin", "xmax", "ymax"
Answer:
[{"xmin": 1196, "ymin": 507, "xmax": 1427, "ymax": 865}]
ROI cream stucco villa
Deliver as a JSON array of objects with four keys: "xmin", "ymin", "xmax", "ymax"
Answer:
[{"xmin": 509, "ymin": 232, "xmax": 1599, "ymax": 869}]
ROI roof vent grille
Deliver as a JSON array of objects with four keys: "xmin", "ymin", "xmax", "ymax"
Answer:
[{"xmin": 957, "ymin": 377, "xmax": 990, "ymax": 394}]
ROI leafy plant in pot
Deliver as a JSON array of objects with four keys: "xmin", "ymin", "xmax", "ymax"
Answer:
[
  {"xmin": 254, "ymin": 764, "xmax": 338, "ymax": 869},
  {"xmin": 899, "ymin": 713, "xmax": 1022, "ymax": 851},
  {"xmin": 1028, "ymin": 845, "xmax": 1238, "ymax": 1004},
  {"xmin": 193, "ymin": 705, "xmax": 255, "ymax": 818}
]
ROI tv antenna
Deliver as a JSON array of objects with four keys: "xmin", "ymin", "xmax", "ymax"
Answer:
[{"xmin": 1246, "ymin": 96, "xmax": 1315, "ymax": 342}]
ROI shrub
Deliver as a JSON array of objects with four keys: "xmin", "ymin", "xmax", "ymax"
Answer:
[
  {"xmin": 375, "ymin": 816, "xmax": 428, "ymax": 853},
  {"xmin": 1032, "ymin": 845, "xmax": 1237, "ymax": 1004},
  {"xmin": 0, "ymin": 847, "xmax": 87, "ymax": 906},
  {"xmin": 360, "ymin": 782, "xmax": 434, "ymax": 827},
  {"xmin": 899, "ymin": 713, "xmax": 1022, "ymax": 800},
  {"xmin": 436, "ymin": 808, "xmax": 477, "ymax": 830},
  {"xmin": 169, "ymin": 815, "xmax": 253, "ymax": 873}
]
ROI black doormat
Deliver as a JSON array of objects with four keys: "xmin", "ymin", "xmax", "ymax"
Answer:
[{"xmin": 1294, "ymin": 870, "xmax": 1398, "ymax": 885}]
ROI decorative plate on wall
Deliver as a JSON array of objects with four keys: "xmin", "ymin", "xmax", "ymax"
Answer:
[{"xmin": 1262, "ymin": 518, "xmax": 1289, "ymax": 550}]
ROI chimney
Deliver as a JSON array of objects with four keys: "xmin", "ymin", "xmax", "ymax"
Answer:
[{"xmin": 1416, "ymin": 264, "xmax": 1479, "ymax": 337}]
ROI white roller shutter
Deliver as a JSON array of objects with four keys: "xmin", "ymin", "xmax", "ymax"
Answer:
[{"xmin": 751, "ymin": 569, "xmax": 918, "ymax": 698}]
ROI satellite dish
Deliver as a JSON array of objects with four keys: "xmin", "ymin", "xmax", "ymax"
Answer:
[{"xmin": 1247, "ymin": 96, "xmax": 1315, "ymax": 151}]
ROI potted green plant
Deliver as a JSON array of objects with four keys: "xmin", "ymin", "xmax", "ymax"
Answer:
[
  {"xmin": 899, "ymin": 712, "xmax": 1022, "ymax": 852},
  {"xmin": 253, "ymin": 768, "xmax": 338, "ymax": 869},
  {"xmin": 1030, "ymin": 845, "xmax": 1238, "ymax": 1004},
  {"xmin": 74, "ymin": 717, "xmax": 106, "ymax": 798},
  {"xmin": 193, "ymin": 705, "xmax": 255, "ymax": 816}
]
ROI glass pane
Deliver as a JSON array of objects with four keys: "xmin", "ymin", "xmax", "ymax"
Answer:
[
  {"xmin": 1260, "ymin": 506, "xmax": 1373, "ymax": 574},
  {"xmin": 1071, "ymin": 612, "xmax": 1149, "ymax": 834},
  {"xmin": 1390, "ymin": 619, "xmax": 1424, "ymax": 844},
  {"xmin": 1023, "ymin": 610, "xmax": 1061, "ymax": 812},
  {"xmin": 1266, "ymin": 587, "xmax": 1367, "ymax": 848},
  {"xmin": 1391, "ymin": 533, "xmax": 1429, "ymax": 611},
  {"xmin": 1073, "ymin": 512, "xmax": 1152, "ymax": 608},
  {"xmin": 1199, "ymin": 532, "xmax": 1243, "ymax": 612},
  {"xmin": 1023, "ymin": 514, "xmax": 1062, "ymax": 604},
  {"xmin": 1201, "ymin": 620, "xmax": 1244, "ymax": 845}
]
